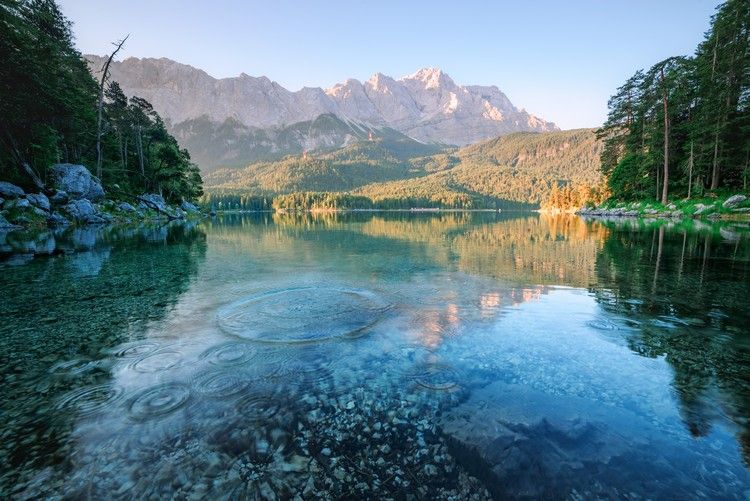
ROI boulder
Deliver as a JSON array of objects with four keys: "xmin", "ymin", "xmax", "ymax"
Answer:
[
  {"xmin": 50, "ymin": 190, "xmax": 69, "ymax": 205},
  {"xmin": 138, "ymin": 193, "xmax": 168, "ymax": 212},
  {"xmin": 4, "ymin": 198, "xmax": 31, "ymax": 210},
  {"xmin": 62, "ymin": 199, "xmax": 107, "ymax": 224},
  {"xmin": 693, "ymin": 204, "xmax": 712, "ymax": 215},
  {"xmin": 117, "ymin": 202, "xmax": 136, "ymax": 212},
  {"xmin": 180, "ymin": 200, "xmax": 199, "ymax": 213},
  {"xmin": 26, "ymin": 193, "xmax": 50, "ymax": 212},
  {"xmin": 31, "ymin": 206, "xmax": 48, "ymax": 218},
  {"xmin": 50, "ymin": 164, "xmax": 105, "ymax": 201},
  {"xmin": 0, "ymin": 181, "xmax": 24, "ymax": 198},
  {"xmin": 722, "ymin": 194, "xmax": 747, "ymax": 209},
  {"xmin": 47, "ymin": 212, "xmax": 70, "ymax": 227}
]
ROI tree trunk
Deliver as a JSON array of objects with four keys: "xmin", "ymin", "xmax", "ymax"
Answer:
[
  {"xmin": 661, "ymin": 67, "xmax": 669, "ymax": 205},
  {"xmin": 137, "ymin": 127, "xmax": 145, "ymax": 178},
  {"xmin": 711, "ymin": 126, "xmax": 721, "ymax": 190},
  {"xmin": 95, "ymin": 36, "xmax": 129, "ymax": 180},
  {"xmin": 687, "ymin": 141, "xmax": 694, "ymax": 198}
]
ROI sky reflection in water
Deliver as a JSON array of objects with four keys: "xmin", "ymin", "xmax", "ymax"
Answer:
[{"xmin": 0, "ymin": 212, "xmax": 748, "ymax": 499}]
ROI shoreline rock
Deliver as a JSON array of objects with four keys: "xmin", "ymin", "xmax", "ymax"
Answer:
[
  {"xmin": 50, "ymin": 164, "xmax": 105, "ymax": 201},
  {"xmin": 578, "ymin": 194, "xmax": 750, "ymax": 221},
  {"xmin": 1, "ymin": 178, "xmax": 205, "ymax": 235}
]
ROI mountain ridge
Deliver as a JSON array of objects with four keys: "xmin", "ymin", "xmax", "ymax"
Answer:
[{"xmin": 86, "ymin": 55, "xmax": 558, "ymax": 168}]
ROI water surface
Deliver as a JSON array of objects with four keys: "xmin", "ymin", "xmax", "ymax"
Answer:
[{"xmin": 1, "ymin": 213, "xmax": 749, "ymax": 499}]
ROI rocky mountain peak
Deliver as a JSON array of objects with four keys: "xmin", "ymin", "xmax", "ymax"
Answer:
[
  {"xmin": 401, "ymin": 67, "xmax": 454, "ymax": 90},
  {"xmin": 87, "ymin": 55, "xmax": 558, "ymax": 149}
]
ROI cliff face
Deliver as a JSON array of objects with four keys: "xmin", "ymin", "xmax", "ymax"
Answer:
[{"xmin": 87, "ymin": 56, "xmax": 557, "ymax": 158}]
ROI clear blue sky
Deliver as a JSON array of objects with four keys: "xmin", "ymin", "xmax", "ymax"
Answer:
[{"xmin": 59, "ymin": 0, "xmax": 717, "ymax": 129}]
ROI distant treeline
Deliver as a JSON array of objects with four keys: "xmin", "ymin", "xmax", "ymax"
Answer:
[
  {"xmin": 540, "ymin": 182, "xmax": 610, "ymax": 211},
  {"xmin": 200, "ymin": 191, "xmax": 534, "ymax": 211},
  {"xmin": 598, "ymin": 0, "xmax": 749, "ymax": 202}
]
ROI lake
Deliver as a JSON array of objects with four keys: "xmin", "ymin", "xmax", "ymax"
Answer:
[{"xmin": 1, "ymin": 212, "xmax": 749, "ymax": 499}]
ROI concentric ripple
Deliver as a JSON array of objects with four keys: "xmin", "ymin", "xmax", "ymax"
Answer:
[
  {"xmin": 104, "ymin": 340, "xmax": 160, "ymax": 358},
  {"xmin": 57, "ymin": 384, "xmax": 124, "ymax": 417},
  {"xmin": 217, "ymin": 287, "xmax": 389, "ymax": 343},
  {"xmin": 199, "ymin": 341, "xmax": 258, "ymax": 367},
  {"xmin": 192, "ymin": 370, "xmax": 248, "ymax": 399},
  {"xmin": 49, "ymin": 358, "xmax": 101, "ymax": 376},
  {"xmin": 130, "ymin": 350, "xmax": 184, "ymax": 373},
  {"xmin": 128, "ymin": 383, "xmax": 191, "ymax": 421},
  {"xmin": 410, "ymin": 363, "xmax": 460, "ymax": 391},
  {"xmin": 586, "ymin": 319, "xmax": 618, "ymax": 331},
  {"xmin": 236, "ymin": 392, "xmax": 281, "ymax": 422}
]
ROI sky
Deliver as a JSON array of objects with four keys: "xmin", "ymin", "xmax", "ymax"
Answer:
[{"xmin": 59, "ymin": 0, "xmax": 718, "ymax": 129}]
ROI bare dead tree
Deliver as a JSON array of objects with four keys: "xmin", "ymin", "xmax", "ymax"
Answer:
[{"xmin": 96, "ymin": 35, "xmax": 129, "ymax": 180}]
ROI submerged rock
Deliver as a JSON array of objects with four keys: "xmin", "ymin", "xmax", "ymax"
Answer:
[
  {"xmin": 50, "ymin": 164, "xmax": 105, "ymax": 201},
  {"xmin": 0, "ymin": 181, "xmax": 24, "ymax": 198},
  {"xmin": 723, "ymin": 194, "xmax": 747, "ymax": 209}
]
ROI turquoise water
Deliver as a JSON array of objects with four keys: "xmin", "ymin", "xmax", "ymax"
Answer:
[{"xmin": 1, "ymin": 213, "xmax": 749, "ymax": 499}]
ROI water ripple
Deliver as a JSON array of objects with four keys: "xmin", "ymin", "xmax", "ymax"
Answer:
[
  {"xmin": 130, "ymin": 350, "xmax": 184, "ymax": 373},
  {"xmin": 128, "ymin": 383, "xmax": 191, "ymax": 421},
  {"xmin": 217, "ymin": 287, "xmax": 389, "ymax": 343},
  {"xmin": 57, "ymin": 384, "xmax": 124, "ymax": 417},
  {"xmin": 199, "ymin": 341, "xmax": 258, "ymax": 367}
]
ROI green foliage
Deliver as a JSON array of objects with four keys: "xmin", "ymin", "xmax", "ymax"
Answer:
[
  {"xmin": 205, "ymin": 128, "xmax": 602, "ymax": 210},
  {"xmin": 600, "ymin": 0, "xmax": 750, "ymax": 201},
  {"xmin": 0, "ymin": 0, "xmax": 203, "ymax": 201}
]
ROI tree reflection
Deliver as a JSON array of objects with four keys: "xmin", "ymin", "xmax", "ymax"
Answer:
[{"xmin": 592, "ymin": 218, "xmax": 750, "ymax": 464}]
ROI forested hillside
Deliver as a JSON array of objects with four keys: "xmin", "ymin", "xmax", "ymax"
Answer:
[
  {"xmin": 0, "ymin": 0, "xmax": 202, "ymax": 202},
  {"xmin": 599, "ymin": 0, "xmax": 749, "ymax": 202},
  {"xmin": 204, "ymin": 129, "xmax": 603, "ymax": 210}
]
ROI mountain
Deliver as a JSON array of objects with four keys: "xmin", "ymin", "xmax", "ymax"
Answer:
[
  {"xmin": 205, "ymin": 129, "xmax": 602, "ymax": 208},
  {"xmin": 86, "ymin": 56, "xmax": 557, "ymax": 169}
]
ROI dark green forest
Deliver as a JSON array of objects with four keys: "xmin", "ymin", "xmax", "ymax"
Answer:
[
  {"xmin": 598, "ymin": 0, "xmax": 750, "ymax": 202},
  {"xmin": 0, "ymin": 0, "xmax": 203, "ymax": 202}
]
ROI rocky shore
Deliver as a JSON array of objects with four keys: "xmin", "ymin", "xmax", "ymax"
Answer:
[
  {"xmin": 1, "ymin": 164, "xmax": 205, "ymax": 227},
  {"xmin": 577, "ymin": 194, "xmax": 749, "ymax": 220}
]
